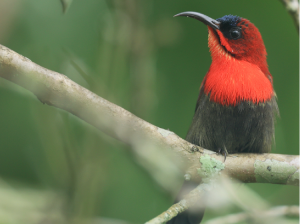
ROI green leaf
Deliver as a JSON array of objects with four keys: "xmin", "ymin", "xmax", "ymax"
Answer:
[{"xmin": 60, "ymin": 0, "xmax": 73, "ymax": 13}]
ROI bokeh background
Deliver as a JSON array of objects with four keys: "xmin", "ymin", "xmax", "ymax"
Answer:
[{"xmin": 0, "ymin": 0, "xmax": 298, "ymax": 223}]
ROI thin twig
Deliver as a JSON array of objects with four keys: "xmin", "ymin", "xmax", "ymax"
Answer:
[
  {"xmin": 279, "ymin": 0, "xmax": 299, "ymax": 32},
  {"xmin": 203, "ymin": 205, "xmax": 299, "ymax": 224},
  {"xmin": 145, "ymin": 183, "xmax": 212, "ymax": 224}
]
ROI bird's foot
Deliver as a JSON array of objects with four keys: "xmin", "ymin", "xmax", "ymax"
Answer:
[{"xmin": 217, "ymin": 146, "xmax": 228, "ymax": 162}]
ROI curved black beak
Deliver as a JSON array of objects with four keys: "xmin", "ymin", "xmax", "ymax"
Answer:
[{"xmin": 174, "ymin": 11, "xmax": 220, "ymax": 30}]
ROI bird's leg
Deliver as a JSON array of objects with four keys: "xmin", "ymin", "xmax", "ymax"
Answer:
[{"xmin": 217, "ymin": 146, "xmax": 228, "ymax": 162}]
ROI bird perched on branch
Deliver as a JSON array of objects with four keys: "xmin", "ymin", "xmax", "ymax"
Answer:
[{"xmin": 167, "ymin": 12, "xmax": 279, "ymax": 224}]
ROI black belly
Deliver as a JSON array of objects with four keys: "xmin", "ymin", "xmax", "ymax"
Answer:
[{"xmin": 186, "ymin": 93, "xmax": 278, "ymax": 153}]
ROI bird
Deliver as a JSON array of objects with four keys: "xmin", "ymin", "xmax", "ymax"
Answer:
[{"xmin": 167, "ymin": 11, "xmax": 279, "ymax": 224}]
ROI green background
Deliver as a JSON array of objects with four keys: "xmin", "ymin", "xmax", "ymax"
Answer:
[{"xmin": 0, "ymin": 0, "xmax": 298, "ymax": 223}]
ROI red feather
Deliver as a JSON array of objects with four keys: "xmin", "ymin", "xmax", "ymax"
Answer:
[{"xmin": 203, "ymin": 22, "xmax": 274, "ymax": 106}]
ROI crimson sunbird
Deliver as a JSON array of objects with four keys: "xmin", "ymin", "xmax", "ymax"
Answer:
[{"xmin": 167, "ymin": 12, "xmax": 279, "ymax": 224}]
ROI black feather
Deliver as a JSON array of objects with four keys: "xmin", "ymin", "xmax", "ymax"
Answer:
[{"xmin": 167, "ymin": 90, "xmax": 278, "ymax": 224}]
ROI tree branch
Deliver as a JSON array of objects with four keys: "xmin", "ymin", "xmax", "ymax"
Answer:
[
  {"xmin": 279, "ymin": 0, "xmax": 299, "ymax": 32},
  {"xmin": 203, "ymin": 205, "xmax": 299, "ymax": 224},
  {"xmin": 0, "ymin": 42, "xmax": 298, "ymax": 224},
  {"xmin": 145, "ymin": 183, "xmax": 210, "ymax": 224},
  {"xmin": 0, "ymin": 44, "xmax": 298, "ymax": 189}
]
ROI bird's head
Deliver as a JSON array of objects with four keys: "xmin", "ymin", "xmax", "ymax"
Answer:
[{"xmin": 174, "ymin": 12, "xmax": 270, "ymax": 77}]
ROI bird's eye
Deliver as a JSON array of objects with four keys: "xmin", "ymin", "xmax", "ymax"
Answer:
[{"xmin": 229, "ymin": 27, "xmax": 242, "ymax": 39}]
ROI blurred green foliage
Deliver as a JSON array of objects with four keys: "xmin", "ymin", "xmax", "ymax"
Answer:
[{"xmin": 0, "ymin": 0, "xmax": 298, "ymax": 223}]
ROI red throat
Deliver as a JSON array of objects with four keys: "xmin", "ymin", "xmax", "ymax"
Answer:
[{"xmin": 203, "ymin": 27, "xmax": 274, "ymax": 106}]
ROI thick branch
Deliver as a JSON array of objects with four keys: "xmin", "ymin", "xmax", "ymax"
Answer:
[
  {"xmin": 0, "ymin": 45, "xmax": 189, "ymax": 154},
  {"xmin": 279, "ymin": 0, "xmax": 299, "ymax": 32},
  {"xmin": 0, "ymin": 45, "xmax": 298, "ymax": 188}
]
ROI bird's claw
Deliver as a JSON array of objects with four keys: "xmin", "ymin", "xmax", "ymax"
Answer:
[{"xmin": 217, "ymin": 147, "xmax": 228, "ymax": 162}]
